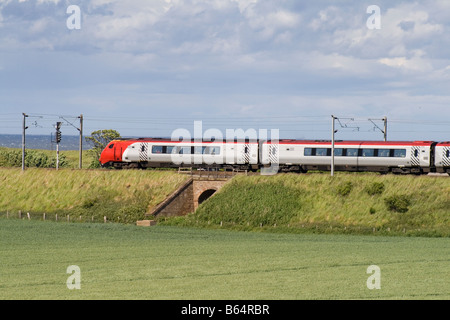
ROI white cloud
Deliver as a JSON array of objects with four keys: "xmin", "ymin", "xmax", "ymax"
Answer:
[
  {"xmin": 0, "ymin": 1, "xmax": 449, "ymax": 140},
  {"xmin": 378, "ymin": 50, "xmax": 433, "ymax": 72}
]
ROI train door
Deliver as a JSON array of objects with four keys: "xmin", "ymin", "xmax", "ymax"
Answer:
[
  {"xmin": 410, "ymin": 146, "xmax": 421, "ymax": 167},
  {"xmin": 139, "ymin": 143, "xmax": 149, "ymax": 162},
  {"xmin": 243, "ymin": 144, "xmax": 250, "ymax": 164},
  {"xmin": 114, "ymin": 144, "xmax": 121, "ymax": 162}
]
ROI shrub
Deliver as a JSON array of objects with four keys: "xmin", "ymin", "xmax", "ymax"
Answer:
[
  {"xmin": 384, "ymin": 194, "xmax": 411, "ymax": 213},
  {"xmin": 0, "ymin": 149, "xmax": 68, "ymax": 168},
  {"xmin": 365, "ymin": 182, "xmax": 385, "ymax": 196},
  {"xmin": 336, "ymin": 181, "xmax": 353, "ymax": 197}
]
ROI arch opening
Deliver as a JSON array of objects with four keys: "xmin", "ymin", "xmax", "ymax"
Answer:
[{"xmin": 198, "ymin": 189, "xmax": 217, "ymax": 205}]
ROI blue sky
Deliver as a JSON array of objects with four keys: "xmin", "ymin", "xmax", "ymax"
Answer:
[{"xmin": 0, "ymin": 0, "xmax": 449, "ymax": 141}]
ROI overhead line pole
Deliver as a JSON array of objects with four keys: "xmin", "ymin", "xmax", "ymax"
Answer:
[
  {"xmin": 22, "ymin": 113, "xmax": 28, "ymax": 171},
  {"xmin": 369, "ymin": 117, "xmax": 388, "ymax": 141},
  {"xmin": 331, "ymin": 115, "xmax": 336, "ymax": 177},
  {"xmin": 78, "ymin": 114, "xmax": 83, "ymax": 169}
]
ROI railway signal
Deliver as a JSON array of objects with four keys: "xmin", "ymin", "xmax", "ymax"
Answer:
[{"xmin": 55, "ymin": 122, "xmax": 62, "ymax": 170}]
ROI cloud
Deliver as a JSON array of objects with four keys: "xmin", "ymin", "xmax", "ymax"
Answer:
[{"xmin": 0, "ymin": 1, "xmax": 449, "ymax": 139}]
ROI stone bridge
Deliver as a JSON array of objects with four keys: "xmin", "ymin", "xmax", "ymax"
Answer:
[{"xmin": 146, "ymin": 174, "xmax": 233, "ymax": 218}]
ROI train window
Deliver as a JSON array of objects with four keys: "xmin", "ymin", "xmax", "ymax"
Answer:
[
  {"xmin": 446, "ymin": 150, "xmax": 450, "ymax": 158},
  {"xmin": 108, "ymin": 144, "xmax": 114, "ymax": 149},
  {"xmin": 378, "ymin": 149, "xmax": 390, "ymax": 157},
  {"xmin": 362, "ymin": 149, "xmax": 375, "ymax": 157},
  {"xmin": 414, "ymin": 149, "xmax": 419, "ymax": 157},
  {"xmin": 304, "ymin": 148, "xmax": 313, "ymax": 156},
  {"xmin": 179, "ymin": 147, "xmax": 191, "ymax": 154},
  {"xmin": 167, "ymin": 146, "xmax": 176, "ymax": 154},
  {"xmin": 334, "ymin": 148, "xmax": 343, "ymax": 156},
  {"xmin": 346, "ymin": 149, "xmax": 358, "ymax": 157},
  {"xmin": 197, "ymin": 146, "xmax": 216, "ymax": 155},
  {"xmin": 152, "ymin": 146, "xmax": 163, "ymax": 154},
  {"xmin": 393, "ymin": 149, "xmax": 406, "ymax": 158},
  {"xmin": 316, "ymin": 148, "xmax": 328, "ymax": 156}
]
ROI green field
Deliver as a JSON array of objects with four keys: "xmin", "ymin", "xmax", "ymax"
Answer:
[{"xmin": 1, "ymin": 219, "xmax": 448, "ymax": 300}]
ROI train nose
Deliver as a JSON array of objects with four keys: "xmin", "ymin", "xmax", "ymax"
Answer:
[{"xmin": 99, "ymin": 143, "xmax": 115, "ymax": 165}]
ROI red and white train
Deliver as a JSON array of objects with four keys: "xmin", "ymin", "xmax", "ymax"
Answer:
[{"xmin": 99, "ymin": 138, "xmax": 450, "ymax": 175}]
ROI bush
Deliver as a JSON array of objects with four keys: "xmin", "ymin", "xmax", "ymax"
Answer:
[
  {"xmin": 384, "ymin": 195, "xmax": 411, "ymax": 213},
  {"xmin": 336, "ymin": 181, "xmax": 353, "ymax": 197},
  {"xmin": 365, "ymin": 182, "xmax": 385, "ymax": 196},
  {"xmin": 0, "ymin": 149, "xmax": 68, "ymax": 168}
]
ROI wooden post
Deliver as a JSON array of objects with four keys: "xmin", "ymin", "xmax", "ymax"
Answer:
[
  {"xmin": 27, "ymin": 212, "xmax": 30, "ymax": 220},
  {"xmin": 43, "ymin": 213, "xmax": 46, "ymax": 220},
  {"xmin": 56, "ymin": 214, "xmax": 58, "ymax": 221},
  {"xmin": 104, "ymin": 216, "xmax": 107, "ymax": 223},
  {"xmin": 19, "ymin": 210, "xmax": 22, "ymax": 219}
]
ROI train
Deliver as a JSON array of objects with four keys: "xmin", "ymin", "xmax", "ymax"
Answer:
[{"xmin": 99, "ymin": 137, "xmax": 450, "ymax": 175}]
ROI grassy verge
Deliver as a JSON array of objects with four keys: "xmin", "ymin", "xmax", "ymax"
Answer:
[
  {"xmin": 0, "ymin": 168, "xmax": 189, "ymax": 224},
  {"xmin": 0, "ymin": 219, "xmax": 449, "ymax": 300},
  {"xmin": 159, "ymin": 173, "xmax": 450, "ymax": 237}
]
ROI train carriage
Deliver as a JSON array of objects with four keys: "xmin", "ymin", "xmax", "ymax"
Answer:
[
  {"xmin": 100, "ymin": 138, "xmax": 259, "ymax": 170},
  {"xmin": 435, "ymin": 142, "xmax": 450, "ymax": 174},
  {"xmin": 261, "ymin": 140, "xmax": 435, "ymax": 174}
]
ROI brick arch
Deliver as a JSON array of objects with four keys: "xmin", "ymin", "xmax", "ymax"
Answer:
[
  {"xmin": 192, "ymin": 179, "xmax": 228, "ymax": 210},
  {"xmin": 198, "ymin": 189, "xmax": 217, "ymax": 205}
]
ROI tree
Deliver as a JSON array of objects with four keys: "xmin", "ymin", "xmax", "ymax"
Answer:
[{"xmin": 85, "ymin": 129, "xmax": 121, "ymax": 168}]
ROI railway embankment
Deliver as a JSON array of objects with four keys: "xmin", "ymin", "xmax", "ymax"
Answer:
[
  {"xmin": 0, "ymin": 168, "xmax": 189, "ymax": 224},
  {"xmin": 159, "ymin": 173, "xmax": 450, "ymax": 237},
  {"xmin": 1, "ymin": 168, "xmax": 448, "ymax": 237}
]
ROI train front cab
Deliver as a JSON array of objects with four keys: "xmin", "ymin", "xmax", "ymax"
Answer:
[{"xmin": 99, "ymin": 139, "xmax": 131, "ymax": 168}]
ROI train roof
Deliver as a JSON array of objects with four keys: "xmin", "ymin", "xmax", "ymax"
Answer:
[
  {"xmin": 111, "ymin": 137, "xmax": 259, "ymax": 143},
  {"xmin": 267, "ymin": 140, "xmax": 438, "ymax": 146},
  {"xmin": 110, "ymin": 138, "xmax": 446, "ymax": 146}
]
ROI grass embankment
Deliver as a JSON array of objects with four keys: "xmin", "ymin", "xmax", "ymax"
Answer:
[
  {"xmin": 0, "ymin": 168, "xmax": 188, "ymax": 224},
  {"xmin": 1, "ymin": 219, "xmax": 449, "ymax": 299},
  {"xmin": 160, "ymin": 174, "xmax": 450, "ymax": 237}
]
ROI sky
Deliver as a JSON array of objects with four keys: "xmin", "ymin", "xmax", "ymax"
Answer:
[{"xmin": 0, "ymin": 0, "xmax": 449, "ymax": 142}]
